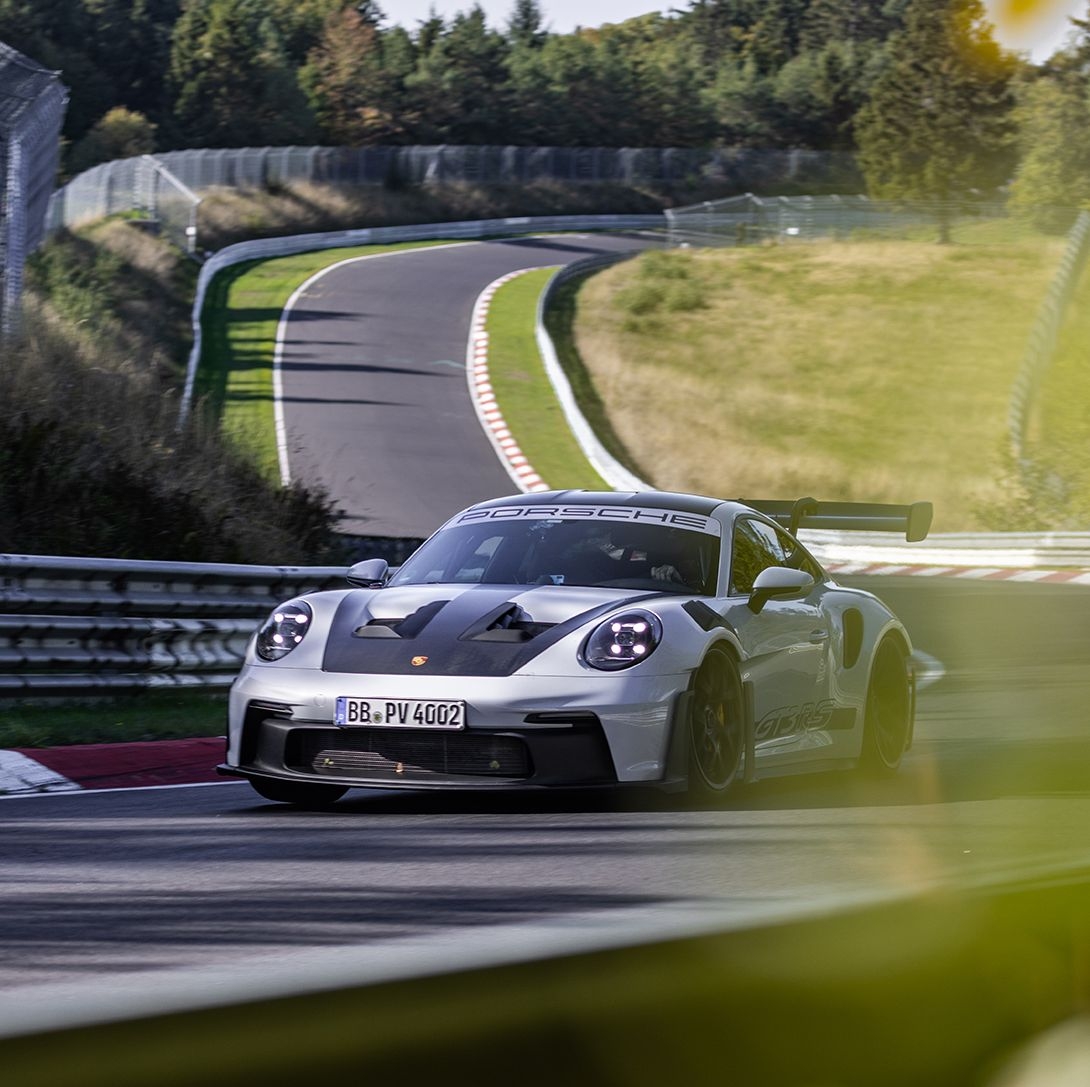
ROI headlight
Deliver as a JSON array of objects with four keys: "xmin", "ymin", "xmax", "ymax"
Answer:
[
  {"xmin": 582, "ymin": 610, "xmax": 662, "ymax": 671},
  {"xmin": 255, "ymin": 600, "xmax": 313, "ymax": 661}
]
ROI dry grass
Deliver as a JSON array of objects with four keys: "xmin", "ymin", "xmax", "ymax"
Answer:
[
  {"xmin": 196, "ymin": 180, "xmax": 673, "ymax": 250},
  {"xmin": 574, "ymin": 236, "xmax": 1065, "ymax": 532}
]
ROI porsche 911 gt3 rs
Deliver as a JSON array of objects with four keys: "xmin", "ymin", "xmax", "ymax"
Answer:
[{"xmin": 219, "ymin": 490, "xmax": 932, "ymax": 807}]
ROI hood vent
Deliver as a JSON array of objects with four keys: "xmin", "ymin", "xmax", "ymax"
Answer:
[
  {"xmin": 354, "ymin": 600, "xmax": 450, "ymax": 640},
  {"xmin": 461, "ymin": 603, "xmax": 554, "ymax": 643},
  {"xmin": 352, "ymin": 599, "xmax": 555, "ymax": 644}
]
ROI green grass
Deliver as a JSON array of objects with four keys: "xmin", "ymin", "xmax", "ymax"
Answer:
[
  {"xmin": 197, "ymin": 241, "xmax": 457, "ymax": 479},
  {"xmin": 573, "ymin": 233, "xmax": 1068, "ymax": 532},
  {"xmin": 0, "ymin": 691, "xmax": 227, "ymax": 749},
  {"xmin": 485, "ymin": 269, "xmax": 611, "ymax": 491}
]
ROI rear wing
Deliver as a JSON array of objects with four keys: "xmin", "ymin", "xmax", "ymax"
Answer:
[{"xmin": 739, "ymin": 497, "xmax": 933, "ymax": 542}]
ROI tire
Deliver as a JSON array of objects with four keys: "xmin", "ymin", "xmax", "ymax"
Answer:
[
  {"xmin": 859, "ymin": 637, "xmax": 912, "ymax": 775},
  {"xmin": 250, "ymin": 777, "xmax": 348, "ymax": 808},
  {"xmin": 687, "ymin": 646, "xmax": 746, "ymax": 803}
]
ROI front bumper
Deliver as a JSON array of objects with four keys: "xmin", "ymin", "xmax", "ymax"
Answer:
[{"xmin": 223, "ymin": 666, "xmax": 691, "ymax": 790}]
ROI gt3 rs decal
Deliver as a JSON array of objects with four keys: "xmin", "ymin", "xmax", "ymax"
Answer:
[
  {"xmin": 754, "ymin": 700, "xmax": 856, "ymax": 741},
  {"xmin": 455, "ymin": 505, "xmax": 721, "ymax": 536}
]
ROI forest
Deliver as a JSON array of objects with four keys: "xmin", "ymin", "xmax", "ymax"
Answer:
[{"xmin": 1, "ymin": 0, "xmax": 1088, "ymax": 211}]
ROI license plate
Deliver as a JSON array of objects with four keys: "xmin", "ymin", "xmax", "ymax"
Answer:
[{"xmin": 335, "ymin": 697, "xmax": 466, "ymax": 730}]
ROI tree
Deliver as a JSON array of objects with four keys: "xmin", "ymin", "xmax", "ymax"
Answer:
[
  {"xmin": 404, "ymin": 7, "xmax": 512, "ymax": 143},
  {"xmin": 82, "ymin": 0, "xmax": 182, "ymax": 127},
  {"xmin": 302, "ymin": 5, "xmax": 407, "ymax": 144},
  {"xmin": 854, "ymin": 0, "xmax": 1018, "ymax": 237},
  {"xmin": 771, "ymin": 40, "xmax": 875, "ymax": 148},
  {"xmin": 1008, "ymin": 68, "xmax": 1090, "ymax": 228},
  {"xmin": 702, "ymin": 57, "xmax": 778, "ymax": 145},
  {"xmin": 168, "ymin": 0, "xmax": 316, "ymax": 147},
  {"xmin": 68, "ymin": 106, "xmax": 158, "ymax": 173},
  {"xmin": 507, "ymin": 0, "xmax": 548, "ymax": 48}
]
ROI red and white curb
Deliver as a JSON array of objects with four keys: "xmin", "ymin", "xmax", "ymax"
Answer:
[
  {"xmin": 824, "ymin": 561, "xmax": 1090, "ymax": 583},
  {"xmin": 0, "ymin": 737, "xmax": 227, "ymax": 797},
  {"xmin": 467, "ymin": 269, "xmax": 554, "ymax": 494}
]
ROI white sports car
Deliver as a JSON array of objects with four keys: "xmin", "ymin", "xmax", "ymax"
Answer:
[{"xmin": 220, "ymin": 490, "xmax": 932, "ymax": 807}]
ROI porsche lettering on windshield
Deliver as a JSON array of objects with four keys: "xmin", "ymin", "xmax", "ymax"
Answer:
[{"xmin": 455, "ymin": 505, "xmax": 720, "ymax": 535}]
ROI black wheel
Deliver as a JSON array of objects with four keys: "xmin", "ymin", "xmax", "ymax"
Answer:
[
  {"xmin": 250, "ymin": 778, "xmax": 347, "ymax": 808},
  {"xmin": 859, "ymin": 637, "xmax": 912, "ymax": 775},
  {"xmin": 687, "ymin": 647, "xmax": 745, "ymax": 802}
]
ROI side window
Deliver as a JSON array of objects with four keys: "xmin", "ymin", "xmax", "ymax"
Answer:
[
  {"xmin": 729, "ymin": 519, "xmax": 786, "ymax": 594},
  {"xmin": 775, "ymin": 527, "xmax": 824, "ymax": 581}
]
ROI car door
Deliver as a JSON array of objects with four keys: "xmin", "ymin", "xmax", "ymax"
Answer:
[{"xmin": 722, "ymin": 516, "xmax": 833, "ymax": 765}]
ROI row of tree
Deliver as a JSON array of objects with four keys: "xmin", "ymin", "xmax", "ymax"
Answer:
[{"xmin": 1, "ymin": 0, "xmax": 1088, "ymax": 212}]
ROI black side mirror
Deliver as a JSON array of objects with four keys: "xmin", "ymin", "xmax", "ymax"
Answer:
[{"xmin": 346, "ymin": 558, "xmax": 389, "ymax": 588}]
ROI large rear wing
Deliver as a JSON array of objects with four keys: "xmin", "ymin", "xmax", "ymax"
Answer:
[{"xmin": 739, "ymin": 497, "xmax": 933, "ymax": 542}]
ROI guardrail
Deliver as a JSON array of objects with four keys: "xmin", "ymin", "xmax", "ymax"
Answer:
[
  {"xmin": 4, "ymin": 528, "xmax": 1090, "ymax": 696},
  {"xmin": 536, "ymin": 251, "xmax": 651, "ymax": 492},
  {"xmin": 0, "ymin": 553, "xmax": 349, "ymax": 696}
]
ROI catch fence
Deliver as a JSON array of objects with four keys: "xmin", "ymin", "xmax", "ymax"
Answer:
[
  {"xmin": 47, "ymin": 145, "xmax": 860, "ymax": 255},
  {"xmin": 0, "ymin": 41, "xmax": 67, "ymax": 338},
  {"xmin": 662, "ymin": 193, "xmax": 1055, "ymax": 246}
]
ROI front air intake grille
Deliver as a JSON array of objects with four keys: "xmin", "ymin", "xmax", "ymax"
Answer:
[{"xmin": 286, "ymin": 728, "xmax": 532, "ymax": 782}]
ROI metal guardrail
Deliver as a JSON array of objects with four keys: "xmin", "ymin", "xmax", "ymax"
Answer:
[
  {"xmin": 4, "ymin": 528, "xmax": 1090, "ymax": 696},
  {"xmin": 0, "ymin": 553, "xmax": 348, "ymax": 696},
  {"xmin": 536, "ymin": 251, "xmax": 651, "ymax": 492}
]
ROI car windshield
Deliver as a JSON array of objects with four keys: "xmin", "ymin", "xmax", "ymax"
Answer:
[{"xmin": 389, "ymin": 515, "xmax": 720, "ymax": 595}]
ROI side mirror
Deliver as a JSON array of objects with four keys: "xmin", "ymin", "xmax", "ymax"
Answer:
[
  {"xmin": 346, "ymin": 558, "xmax": 389, "ymax": 588},
  {"xmin": 748, "ymin": 567, "xmax": 814, "ymax": 614}
]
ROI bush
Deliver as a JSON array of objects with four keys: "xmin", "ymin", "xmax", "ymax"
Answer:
[{"xmin": 9, "ymin": 223, "xmax": 337, "ymax": 562}]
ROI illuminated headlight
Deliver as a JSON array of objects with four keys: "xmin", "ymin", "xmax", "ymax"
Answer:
[
  {"xmin": 255, "ymin": 601, "xmax": 313, "ymax": 661},
  {"xmin": 583, "ymin": 610, "xmax": 662, "ymax": 671}
]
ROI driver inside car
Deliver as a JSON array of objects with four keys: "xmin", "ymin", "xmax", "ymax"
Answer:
[{"xmin": 562, "ymin": 525, "xmax": 686, "ymax": 586}]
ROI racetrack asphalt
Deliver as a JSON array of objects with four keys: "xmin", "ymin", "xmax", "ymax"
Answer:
[{"xmin": 277, "ymin": 233, "xmax": 656, "ymax": 539}]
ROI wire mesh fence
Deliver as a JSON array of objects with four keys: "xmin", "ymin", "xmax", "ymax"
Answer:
[
  {"xmin": 0, "ymin": 42, "xmax": 67, "ymax": 338},
  {"xmin": 47, "ymin": 145, "xmax": 861, "ymax": 255},
  {"xmin": 663, "ymin": 193, "xmax": 1078, "ymax": 247}
]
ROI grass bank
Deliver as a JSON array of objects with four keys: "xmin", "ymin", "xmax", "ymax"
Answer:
[
  {"xmin": 0, "ymin": 691, "xmax": 227, "ymax": 749},
  {"xmin": 483, "ymin": 269, "xmax": 611, "ymax": 491},
  {"xmin": 571, "ymin": 232, "xmax": 1067, "ymax": 532},
  {"xmin": 11, "ymin": 222, "xmax": 336, "ymax": 563},
  {"xmin": 197, "ymin": 179, "xmax": 677, "ymax": 251}
]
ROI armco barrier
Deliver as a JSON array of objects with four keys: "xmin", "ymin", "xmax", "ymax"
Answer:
[
  {"xmin": 1, "ymin": 864, "xmax": 1089, "ymax": 1086},
  {"xmin": 0, "ymin": 553, "xmax": 348, "ymax": 695},
  {"xmin": 536, "ymin": 252, "xmax": 651, "ymax": 492},
  {"xmin": 4, "ymin": 527, "xmax": 1090, "ymax": 696}
]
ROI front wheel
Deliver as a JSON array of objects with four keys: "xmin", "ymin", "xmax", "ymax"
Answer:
[
  {"xmin": 687, "ymin": 647, "xmax": 745, "ymax": 803},
  {"xmin": 250, "ymin": 777, "xmax": 347, "ymax": 808},
  {"xmin": 859, "ymin": 637, "xmax": 912, "ymax": 775}
]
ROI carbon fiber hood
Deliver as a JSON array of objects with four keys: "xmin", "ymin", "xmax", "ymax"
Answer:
[{"xmin": 321, "ymin": 584, "xmax": 657, "ymax": 677}]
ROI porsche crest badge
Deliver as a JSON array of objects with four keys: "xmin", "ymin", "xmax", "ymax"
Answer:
[{"xmin": 411, "ymin": 655, "xmax": 428, "ymax": 667}]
